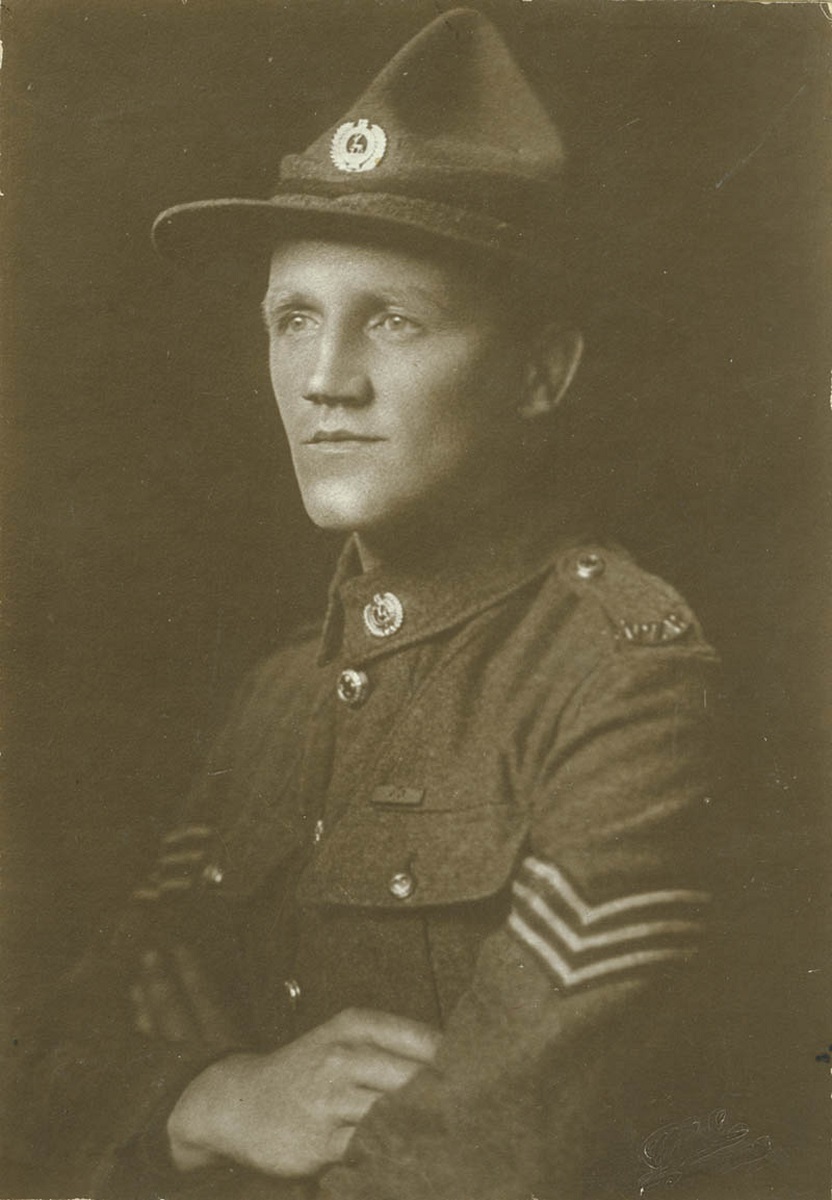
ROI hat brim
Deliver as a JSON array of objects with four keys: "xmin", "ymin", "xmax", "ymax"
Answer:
[{"xmin": 151, "ymin": 191, "xmax": 555, "ymax": 287}]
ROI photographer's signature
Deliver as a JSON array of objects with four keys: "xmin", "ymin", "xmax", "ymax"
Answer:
[{"xmin": 638, "ymin": 1107, "xmax": 772, "ymax": 1194}]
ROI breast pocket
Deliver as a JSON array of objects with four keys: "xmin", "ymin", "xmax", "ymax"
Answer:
[{"xmin": 296, "ymin": 800, "xmax": 529, "ymax": 910}]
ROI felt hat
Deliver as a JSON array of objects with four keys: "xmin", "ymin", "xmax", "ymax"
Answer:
[{"xmin": 152, "ymin": 8, "xmax": 568, "ymax": 274}]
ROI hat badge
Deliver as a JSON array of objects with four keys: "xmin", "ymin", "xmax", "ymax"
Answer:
[{"xmin": 330, "ymin": 118, "xmax": 387, "ymax": 173}]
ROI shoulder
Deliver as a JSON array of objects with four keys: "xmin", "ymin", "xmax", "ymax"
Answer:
[
  {"xmin": 235, "ymin": 619, "xmax": 323, "ymax": 707},
  {"xmin": 131, "ymin": 626, "xmax": 324, "ymax": 906},
  {"xmin": 549, "ymin": 540, "xmax": 716, "ymax": 659}
]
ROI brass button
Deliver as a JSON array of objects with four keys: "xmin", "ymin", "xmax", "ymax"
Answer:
[
  {"xmin": 576, "ymin": 552, "xmax": 604, "ymax": 580},
  {"xmin": 201, "ymin": 863, "xmax": 224, "ymax": 886},
  {"xmin": 363, "ymin": 592, "xmax": 404, "ymax": 638},
  {"xmin": 284, "ymin": 978, "xmax": 302, "ymax": 1008},
  {"xmin": 336, "ymin": 668, "xmax": 369, "ymax": 707},
  {"xmin": 313, "ymin": 818, "xmax": 325, "ymax": 845},
  {"xmin": 389, "ymin": 871, "xmax": 415, "ymax": 900}
]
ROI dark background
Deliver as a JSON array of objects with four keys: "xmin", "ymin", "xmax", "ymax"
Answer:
[{"xmin": 3, "ymin": 0, "xmax": 830, "ymax": 1194}]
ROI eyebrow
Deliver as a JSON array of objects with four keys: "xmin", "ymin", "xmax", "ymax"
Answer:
[
  {"xmin": 260, "ymin": 283, "xmax": 459, "ymax": 329},
  {"xmin": 261, "ymin": 290, "xmax": 307, "ymax": 328}
]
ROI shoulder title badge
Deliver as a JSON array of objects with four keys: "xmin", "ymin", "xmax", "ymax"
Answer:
[{"xmin": 330, "ymin": 119, "xmax": 387, "ymax": 173}]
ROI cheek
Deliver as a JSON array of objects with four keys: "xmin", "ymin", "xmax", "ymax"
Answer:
[
  {"xmin": 417, "ymin": 355, "xmax": 517, "ymax": 452},
  {"xmin": 269, "ymin": 349, "xmax": 305, "ymax": 427},
  {"xmin": 392, "ymin": 399, "xmax": 507, "ymax": 500}
]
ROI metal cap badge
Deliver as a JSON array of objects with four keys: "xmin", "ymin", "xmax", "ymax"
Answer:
[{"xmin": 330, "ymin": 119, "xmax": 387, "ymax": 173}]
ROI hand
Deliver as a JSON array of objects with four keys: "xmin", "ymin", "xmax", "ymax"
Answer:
[
  {"xmin": 130, "ymin": 945, "xmax": 240, "ymax": 1048},
  {"xmin": 167, "ymin": 1008, "xmax": 441, "ymax": 1178}
]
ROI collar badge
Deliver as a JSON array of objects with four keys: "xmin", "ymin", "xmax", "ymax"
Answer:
[
  {"xmin": 363, "ymin": 592, "xmax": 404, "ymax": 638},
  {"xmin": 330, "ymin": 119, "xmax": 387, "ymax": 173}
]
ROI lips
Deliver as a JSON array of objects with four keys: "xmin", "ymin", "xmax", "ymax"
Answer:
[{"xmin": 306, "ymin": 430, "xmax": 384, "ymax": 444}]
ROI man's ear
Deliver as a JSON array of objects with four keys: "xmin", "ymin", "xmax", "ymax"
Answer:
[{"xmin": 517, "ymin": 328, "xmax": 584, "ymax": 420}]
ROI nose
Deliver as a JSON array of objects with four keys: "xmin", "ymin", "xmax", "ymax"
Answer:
[{"xmin": 303, "ymin": 327, "xmax": 372, "ymax": 407}]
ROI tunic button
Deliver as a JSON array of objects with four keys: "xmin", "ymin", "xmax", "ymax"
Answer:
[
  {"xmin": 389, "ymin": 871, "xmax": 415, "ymax": 900},
  {"xmin": 284, "ymin": 978, "xmax": 302, "ymax": 1008},
  {"xmin": 336, "ymin": 668, "xmax": 369, "ymax": 707},
  {"xmin": 201, "ymin": 863, "xmax": 224, "ymax": 886},
  {"xmin": 363, "ymin": 592, "xmax": 404, "ymax": 638},
  {"xmin": 576, "ymin": 552, "xmax": 605, "ymax": 580}
]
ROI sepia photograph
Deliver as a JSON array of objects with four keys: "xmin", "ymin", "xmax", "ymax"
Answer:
[{"xmin": 2, "ymin": 2, "xmax": 830, "ymax": 1197}]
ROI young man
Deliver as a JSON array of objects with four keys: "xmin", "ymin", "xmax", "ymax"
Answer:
[{"xmin": 14, "ymin": 10, "xmax": 725, "ymax": 1198}]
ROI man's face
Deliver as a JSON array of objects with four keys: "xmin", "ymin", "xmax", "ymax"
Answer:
[{"xmin": 263, "ymin": 239, "xmax": 528, "ymax": 540}]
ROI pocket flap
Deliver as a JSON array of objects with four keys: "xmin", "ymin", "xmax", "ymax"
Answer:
[{"xmin": 297, "ymin": 804, "xmax": 528, "ymax": 909}]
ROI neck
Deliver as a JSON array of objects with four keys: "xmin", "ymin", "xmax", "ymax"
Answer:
[{"xmin": 353, "ymin": 478, "xmax": 551, "ymax": 577}]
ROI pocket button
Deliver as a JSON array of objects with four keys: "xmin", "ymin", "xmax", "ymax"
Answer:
[{"xmin": 389, "ymin": 871, "xmax": 415, "ymax": 900}]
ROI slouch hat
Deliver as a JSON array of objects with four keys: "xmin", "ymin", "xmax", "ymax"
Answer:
[{"xmin": 152, "ymin": 8, "xmax": 569, "ymax": 273}]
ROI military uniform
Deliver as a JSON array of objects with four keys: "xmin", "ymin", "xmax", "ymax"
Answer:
[
  {"xmin": 9, "ymin": 10, "xmax": 734, "ymax": 1199},
  {"xmin": 15, "ymin": 512, "xmax": 725, "ymax": 1199}
]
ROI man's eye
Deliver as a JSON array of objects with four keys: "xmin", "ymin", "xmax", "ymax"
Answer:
[
  {"xmin": 277, "ymin": 312, "xmax": 316, "ymax": 335},
  {"xmin": 373, "ymin": 313, "xmax": 421, "ymax": 337}
]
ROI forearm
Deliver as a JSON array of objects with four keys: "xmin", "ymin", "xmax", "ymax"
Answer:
[
  {"xmin": 16, "ymin": 1021, "xmax": 229, "ymax": 1198},
  {"xmin": 315, "ymin": 953, "xmax": 686, "ymax": 1200}
]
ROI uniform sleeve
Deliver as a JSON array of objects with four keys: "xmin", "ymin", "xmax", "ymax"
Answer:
[
  {"xmin": 6, "ymin": 906, "xmax": 243, "ymax": 1197},
  {"xmin": 3, "ymin": 660, "xmax": 309, "ymax": 1200},
  {"xmin": 314, "ymin": 638, "xmax": 723, "ymax": 1200}
]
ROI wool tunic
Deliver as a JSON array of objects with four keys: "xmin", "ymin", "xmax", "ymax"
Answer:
[{"xmin": 14, "ymin": 517, "xmax": 726, "ymax": 1199}]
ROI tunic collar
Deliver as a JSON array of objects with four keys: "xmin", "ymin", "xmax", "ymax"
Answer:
[{"xmin": 317, "ymin": 501, "xmax": 583, "ymax": 666}]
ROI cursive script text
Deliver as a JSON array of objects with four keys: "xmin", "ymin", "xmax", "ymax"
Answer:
[{"xmin": 638, "ymin": 1107, "xmax": 772, "ymax": 1194}]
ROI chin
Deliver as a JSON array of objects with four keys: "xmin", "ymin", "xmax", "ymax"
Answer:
[{"xmin": 299, "ymin": 479, "xmax": 392, "ymax": 534}]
